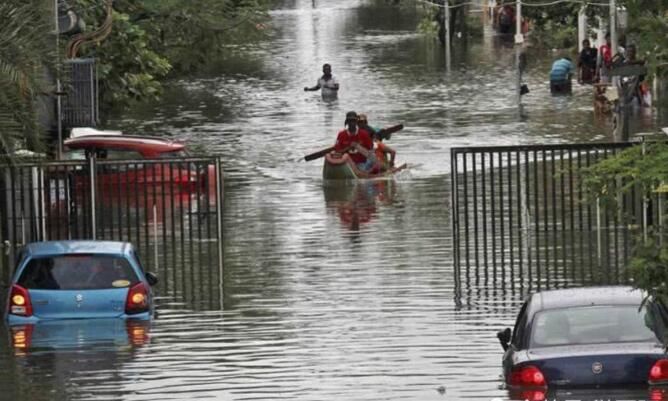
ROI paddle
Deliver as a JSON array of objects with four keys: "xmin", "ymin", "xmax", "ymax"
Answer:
[
  {"xmin": 303, "ymin": 123, "xmax": 404, "ymax": 162},
  {"xmin": 304, "ymin": 146, "xmax": 335, "ymax": 162},
  {"xmin": 376, "ymin": 123, "xmax": 403, "ymax": 141}
]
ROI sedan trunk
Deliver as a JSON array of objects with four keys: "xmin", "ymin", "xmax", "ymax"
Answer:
[{"xmin": 527, "ymin": 343, "xmax": 665, "ymax": 387}]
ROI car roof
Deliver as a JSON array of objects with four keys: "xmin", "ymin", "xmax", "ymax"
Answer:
[
  {"xmin": 63, "ymin": 135, "xmax": 185, "ymax": 155},
  {"xmin": 528, "ymin": 286, "xmax": 645, "ymax": 315},
  {"xmin": 23, "ymin": 241, "xmax": 134, "ymax": 257}
]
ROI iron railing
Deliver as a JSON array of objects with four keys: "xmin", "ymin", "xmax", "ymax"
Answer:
[
  {"xmin": 0, "ymin": 157, "xmax": 225, "ymax": 309},
  {"xmin": 450, "ymin": 142, "xmax": 664, "ymax": 291}
]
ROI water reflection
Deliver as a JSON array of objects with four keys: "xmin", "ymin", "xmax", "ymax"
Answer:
[
  {"xmin": 323, "ymin": 180, "xmax": 397, "ymax": 232},
  {"xmin": 507, "ymin": 387, "xmax": 668, "ymax": 401},
  {"xmin": 7, "ymin": 319, "xmax": 150, "ymax": 355}
]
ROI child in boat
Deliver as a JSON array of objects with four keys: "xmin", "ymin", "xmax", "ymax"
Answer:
[{"xmin": 370, "ymin": 130, "xmax": 396, "ymax": 174}]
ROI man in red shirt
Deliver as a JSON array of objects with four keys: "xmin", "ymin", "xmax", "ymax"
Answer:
[
  {"xmin": 334, "ymin": 111, "xmax": 373, "ymax": 168},
  {"xmin": 597, "ymin": 32, "xmax": 613, "ymax": 83}
]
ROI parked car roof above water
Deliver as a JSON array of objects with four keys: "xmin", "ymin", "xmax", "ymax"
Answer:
[
  {"xmin": 528, "ymin": 286, "xmax": 644, "ymax": 316},
  {"xmin": 23, "ymin": 240, "xmax": 134, "ymax": 257},
  {"xmin": 64, "ymin": 135, "xmax": 186, "ymax": 157}
]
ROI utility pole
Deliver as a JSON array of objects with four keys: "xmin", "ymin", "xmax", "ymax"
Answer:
[
  {"xmin": 515, "ymin": 0, "xmax": 523, "ymax": 108},
  {"xmin": 54, "ymin": 0, "xmax": 63, "ymax": 160},
  {"xmin": 609, "ymin": 0, "xmax": 617, "ymax": 56},
  {"xmin": 444, "ymin": 0, "xmax": 451, "ymax": 72},
  {"xmin": 578, "ymin": 6, "xmax": 587, "ymax": 52}
]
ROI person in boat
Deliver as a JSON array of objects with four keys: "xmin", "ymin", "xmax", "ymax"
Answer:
[
  {"xmin": 304, "ymin": 63, "xmax": 339, "ymax": 98},
  {"xmin": 577, "ymin": 39, "xmax": 597, "ymax": 85},
  {"xmin": 370, "ymin": 130, "xmax": 396, "ymax": 174},
  {"xmin": 334, "ymin": 111, "xmax": 374, "ymax": 171},
  {"xmin": 357, "ymin": 113, "xmax": 380, "ymax": 137},
  {"xmin": 549, "ymin": 56, "xmax": 574, "ymax": 94}
]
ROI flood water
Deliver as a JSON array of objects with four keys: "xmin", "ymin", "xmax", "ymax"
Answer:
[{"xmin": 3, "ymin": 1, "xmax": 667, "ymax": 400}]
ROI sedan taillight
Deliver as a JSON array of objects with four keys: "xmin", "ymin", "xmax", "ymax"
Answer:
[
  {"xmin": 125, "ymin": 282, "xmax": 149, "ymax": 315},
  {"xmin": 8, "ymin": 284, "xmax": 33, "ymax": 317},
  {"xmin": 509, "ymin": 365, "xmax": 547, "ymax": 387},
  {"xmin": 649, "ymin": 359, "xmax": 668, "ymax": 383}
]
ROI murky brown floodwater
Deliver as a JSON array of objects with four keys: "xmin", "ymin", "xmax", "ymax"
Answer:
[{"xmin": 3, "ymin": 1, "xmax": 666, "ymax": 400}]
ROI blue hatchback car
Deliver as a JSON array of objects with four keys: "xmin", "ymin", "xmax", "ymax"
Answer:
[
  {"xmin": 5, "ymin": 241, "xmax": 158, "ymax": 324},
  {"xmin": 498, "ymin": 286, "xmax": 668, "ymax": 398}
]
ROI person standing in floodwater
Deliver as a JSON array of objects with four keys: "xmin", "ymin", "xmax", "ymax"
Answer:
[
  {"xmin": 549, "ymin": 56, "xmax": 574, "ymax": 94},
  {"xmin": 577, "ymin": 39, "xmax": 597, "ymax": 84},
  {"xmin": 597, "ymin": 32, "xmax": 613, "ymax": 84},
  {"xmin": 304, "ymin": 63, "xmax": 339, "ymax": 98}
]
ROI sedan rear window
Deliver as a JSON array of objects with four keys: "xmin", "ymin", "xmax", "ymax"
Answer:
[
  {"xmin": 531, "ymin": 305, "xmax": 667, "ymax": 347},
  {"xmin": 18, "ymin": 255, "xmax": 139, "ymax": 290}
]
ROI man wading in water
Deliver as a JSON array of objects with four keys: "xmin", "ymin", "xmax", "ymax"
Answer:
[{"xmin": 304, "ymin": 63, "xmax": 339, "ymax": 98}]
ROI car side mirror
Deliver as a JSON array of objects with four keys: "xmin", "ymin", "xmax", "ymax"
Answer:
[
  {"xmin": 145, "ymin": 272, "xmax": 159, "ymax": 286},
  {"xmin": 497, "ymin": 328, "xmax": 512, "ymax": 351}
]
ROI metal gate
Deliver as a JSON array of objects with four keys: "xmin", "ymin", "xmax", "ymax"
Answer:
[
  {"xmin": 62, "ymin": 58, "xmax": 99, "ymax": 127},
  {"xmin": 0, "ymin": 157, "xmax": 224, "ymax": 309},
  {"xmin": 450, "ymin": 142, "xmax": 663, "ymax": 290}
]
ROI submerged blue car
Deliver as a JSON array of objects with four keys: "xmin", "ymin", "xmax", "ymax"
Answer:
[
  {"xmin": 6, "ymin": 241, "xmax": 158, "ymax": 324},
  {"xmin": 498, "ymin": 286, "xmax": 668, "ymax": 398}
]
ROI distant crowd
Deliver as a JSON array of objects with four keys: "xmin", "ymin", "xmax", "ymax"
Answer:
[{"xmin": 549, "ymin": 32, "xmax": 650, "ymax": 107}]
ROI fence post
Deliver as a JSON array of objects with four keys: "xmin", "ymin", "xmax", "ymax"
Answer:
[
  {"xmin": 450, "ymin": 149, "xmax": 459, "ymax": 279},
  {"xmin": 641, "ymin": 137, "xmax": 648, "ymax": 241},
  {"xmin": 659, "ymin": 194, "xmax": 664, "ymax": 247},
  {"xmin": 153, "ymin": 203, "xmax": 158, "ymax": 271},
  {"xmin": 89, "ymin": 154, "xmax": 97, "ymax": 240},
  {"xmin": 215, "ymin": 157, "xmax": 224, "ymax": 307},
  {"xmin": 596, "ymin": 197, "xmax": 602, "ymax": 267}
]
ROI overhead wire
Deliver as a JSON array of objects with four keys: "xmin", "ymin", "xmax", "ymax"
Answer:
[{"xmin": 414, "ymin": 0, "xmax": 611, "ymax": 8}]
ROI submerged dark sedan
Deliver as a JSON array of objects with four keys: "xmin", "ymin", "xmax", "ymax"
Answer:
[{"xmin": 498, "ymin": 286, "xmax": 668, "ymax": 397}]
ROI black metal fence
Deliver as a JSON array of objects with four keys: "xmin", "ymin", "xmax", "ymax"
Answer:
[
  {"xmin": 0, "ymin": 157, "xmax": 224, "ymax": 309},
  {"xmin": 62, "ymin": 58, "xmax": 98, "ymax": 127},
  {"xmin": 450, "ymin": 142, "xmax": 665, "ymax": 291}
]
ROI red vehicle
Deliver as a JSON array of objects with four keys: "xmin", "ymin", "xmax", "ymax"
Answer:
[{"xmin": 63, "ymin": 131, "xmax": 217, "ymax": 193}]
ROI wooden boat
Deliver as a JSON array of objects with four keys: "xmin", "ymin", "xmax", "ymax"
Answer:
[{"xmin": 323, "ymin": 152, "xmax": 406, "ymax": 180}]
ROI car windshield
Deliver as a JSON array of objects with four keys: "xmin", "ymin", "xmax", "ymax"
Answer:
[
  {"xmin": 18, "ymin": 255, "xmax": 139, "ymax": 290},
  {"xmin": 530, "ymin": 304, "xmax": 668, "ymax": 347}
]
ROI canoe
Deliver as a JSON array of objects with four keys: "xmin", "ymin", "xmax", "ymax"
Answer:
[{"xmin": 323, "ymin": 152, "xmax": 406, "ymax": 180}]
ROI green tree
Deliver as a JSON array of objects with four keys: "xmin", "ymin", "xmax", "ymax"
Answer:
[
  {"xmin": 132, "ymin": 0, "xmax": 269, "ymax": 73},
  {"xmin": 68, "ymin": 0, "xmax": 268, "ymax": 114},
  {"xmin": 68, "ymin": 0, "xmax": 171, "ymax": 113},
  {"xmin": 583, "ymin": 142, "xmax": 668, "ymax": 297},
  {"xmin": 624, "ymin": 0, "xmax": 668, "ymax": 76},
  {"xmin": 0, "ymin": 1, "xmax": 56, "ymax": 156}
]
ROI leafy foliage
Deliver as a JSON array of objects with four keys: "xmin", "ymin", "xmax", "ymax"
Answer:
[
  {"xmin": 0, "ymin": 0, "xmax": 55, "ymax": 156},
  {"xmin": 628, "ymin": 238, "xmax": 668, "ymax": 299},
  {"xmin": 68, "ymin": 1, "xmax": 172, "ymax": 113},
  {"xmin": 624, "ymin": 0, "xmax": 668, "ymax": 77},
  {"xmin": 582, "ymin": 142, "xmax": 668, "ymax": 204},
  {"xmin": 69, "ymin": 0, "xmax": 268, "ymax": 113},
  {"xmin": 134, "ymin": 0, "xmax": 269, "ymax": 73},
  {"xmin": 583, "ymin": 142, "xmax": 668, "ymax": 297}
]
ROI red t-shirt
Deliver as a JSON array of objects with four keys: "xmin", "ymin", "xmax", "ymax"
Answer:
[
  {"xmin": 600, "ymin": 44, "xmax": 612, "ymax": 67},
  {"xmin": 334, "ymin": 128, "xmax": 373, "ymax": 164}
]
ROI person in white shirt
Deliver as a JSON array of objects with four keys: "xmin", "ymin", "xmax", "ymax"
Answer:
[{"xmin": 304, "ymin": 63, "xmax": 339, "ymax": 98}]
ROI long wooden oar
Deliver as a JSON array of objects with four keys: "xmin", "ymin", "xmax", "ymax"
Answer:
[
  {"xmin": 376, "ymin": 123, "xmax": 403, "ymax": 140},
  {"xmin": 304, "ymin": 124, "xmax": 404, "ymax": 162},
  {"xmin": 304, "ymin": 146, "xmax": 335, "ymax": 161}
]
